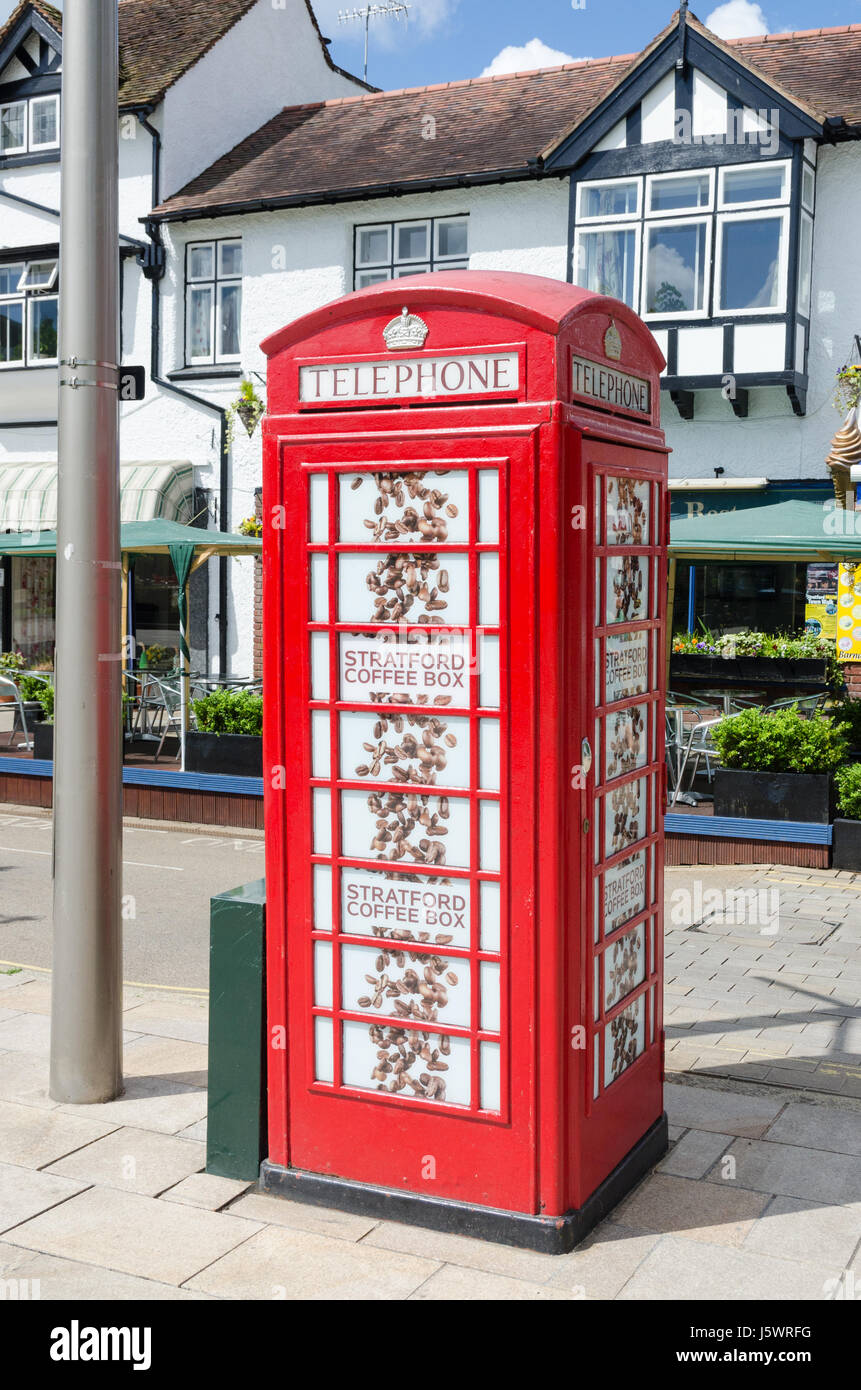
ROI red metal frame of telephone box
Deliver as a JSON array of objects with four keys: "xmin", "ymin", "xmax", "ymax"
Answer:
[{"xmin": 260, "ymin": 272, "xmax": 669, "ymax": 1253}]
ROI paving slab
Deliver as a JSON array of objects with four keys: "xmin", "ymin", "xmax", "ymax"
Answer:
[
  {"xmin": 0, "ymin": 1100, "xmax": 119, "ymax": 1169},
  {"xmin": 713, "ymin": 1137, "xmax": 861, "ymax": 1206},
  {"xmin": 160, "ymin": 1173, "xmax": 253, "ymax": 1211},
  {"xmin": 0, "ymin": 1163, "xmax": 86, "ymax": 1234},
  {"xmin": 544, "ymin": 1222, "xmax": 661, "ymax": 1299},
  {"xmin": 612, "ymin": 1173, "xmax": 770, "ymax": 1246},
  {"xmin": 45, "ymin": 1126, "xmax": 205, "ymax": 1197},
  {"xmin": 617, "ymin": 1233, "xmax": 841, "ymax": 1300},
  {"xmin": 743, "ymin": 1195, "xmax": 861, "ymax": 1268},
  {"xmin": 0, "ymin": 1241, "xmax": 216, "ymax": 1301},
  {"xmin": 121, "ymin": 1036, "xmax": 208, "ymax": 1089},
  {"xmin": 407, "ymin": 1263, "xmax": 574, "ymax": 1300},
  {"xmin": 6, "ymin": 1187, "xmax": 263, "ymax": 1286},
  {"xmin": 56, "ymin": 1076, "xmax": 208, "ymax": 1136},
  {"xmin": 0, "ymin": 1051, "xmax": 58, "ymax": 1110},
  {"xmin": 762, "ymin": 1102, "xmax": 861, "ymax": 1156},
  {"xmin": 226, "ymin": 1191, "xmax": 379, "ymax": 1242},
  {"xmin": 362, "ymin": 1217, "xmax": 560, "ymax": 1283},
  {"xmin": 663, "ymin": 1082, "xmax": 786, "ymax": 1139},
  {"xmin": 183, "ymin": 1223, "xmax": 440, "ymax": 1300},
  {"xmin": 657, "ymin": 1128, "xmax": 734, "ymax": 1179}
]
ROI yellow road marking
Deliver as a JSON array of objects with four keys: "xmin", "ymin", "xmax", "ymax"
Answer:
[{"xmin": 0, "ymin": 959, "xmax": 207, "ymax": 996}]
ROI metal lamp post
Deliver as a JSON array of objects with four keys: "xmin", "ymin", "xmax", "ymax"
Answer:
[{"xmin": 49, "ymin": 0, "xmax": 123, "ymax": 1103}]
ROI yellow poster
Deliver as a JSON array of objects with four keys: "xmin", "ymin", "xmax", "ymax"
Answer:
[
  {"xmin": 805, "ymin": 562, "xmax": 838, "ymax": 642},
  {"xmin": 836, "ymin": 561, "xmax": 861, "ymax": 661}
]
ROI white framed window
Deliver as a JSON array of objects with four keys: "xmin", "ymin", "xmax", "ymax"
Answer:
[
  {"xmin": 645, "ymin": 168, "xmax": 714, "ymax": 216},
  {"xmin": 576, "ymin": 177, "xmax": 641, "ymax": 222},
  {"xmin": 353, "ymin": 216, "xmax": 468, "ymax": 289},
  {"xmin": 642, "ymin": 217, "xmax": 710, "ymax": 319},
  {"xmin": 185, "ymin": 238, "xmax": 242, "ymax": 365},
  {"xmin": 0, "ymin": 101, "xmax": 26, "ymax": 155},
  {"xmin": 717, "ymin": 159, "xmax": 790, "ymax": 210},
  {"xmin": 29, "ymin": 94, "xmax": 59, "ymax": 150},
  {"xmin": 573, "ymin": 224, "xmax": 640, "ymax": 310},
  {"xmin": 715, "ymin": 207, "xmax": 789, "ymax": 314},
  {"xmin": 0, "ymin": 257, "xmax": 57, "ymax": 367},
  {"xmin": 797, "ymin": 210, "xmax": 813, "ymax": 319}
]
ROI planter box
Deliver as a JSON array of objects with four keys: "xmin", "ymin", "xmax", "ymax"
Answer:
[
  {"xmin": 670, "ymin": 655, "xmax": 828, "ymax": 688},
  {"xmin": 34, "ymin": 724, "xmax": 161, "ymax": 761},
  {"xmin": 186, "ymin": 731, "xmax": 263, "ymax": 778},
  {"xmin": 713, "ymin": 768, "xmax": 835, "ymax": 824},
  {"xmin": 832, "ymin": 818, "xmax": 861, "ymax": 871}
]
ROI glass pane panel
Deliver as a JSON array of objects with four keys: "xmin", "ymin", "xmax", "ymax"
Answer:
[
  {"xmin": 648, "ymin": 172, "xmax": 710, "ymax": 213},
  {"xmin": 480, "ymin": 879, "xmax": 501, "ymax": 952},
  {"xmin": 342, "ymin": 1019, "xmax": 470, "ymax": 1105},
  {"xmin": 0, "ymin": 102, "xmax": 25, "ymax": 151},
  {"xmin": 606, "ymin": 555, "xmax": 649, "ymax": 624},
  {"xmin": 339, "ymin": 629, "xmax": 471, "ymax": 705},
  {"xmin": 480, "ymin": 960, "xmax": 500, "ymax": 1032},
  {"xmin": 479, "ymin": 718, "xmax": 500, "ymax": 790},
  {"xmin": 606, "ymin": 477, "xmax": 649, "ymax": 546},
  {"xmin": 797, "ymin": 214, "xmax": 813, "ymax": 318},
  {"xmin": 338, "ymin": 469, "xmax": 468, "ymax": 545},
  {"xmin": 436, "ymin": 219, "xmax": 468, "ymax": 258},
  {"xmin": 341, "ymin": 789, "xmax": 470, "ymax": 868},
  {"xmin": 357, "ymin": 226, "xmax": 391, "ymax": 266},
  {"xmin": 480, "ymin": 1041, "xmax": 500, "ymax": 1111},
  {"xmin": 218, "ymin": 240, "xmax": 242, "ymax": 277},
  {"xmin": 0, "ymin": 301, "xmax": 23, "ymax": 364},
  {"xmin": 478, "ymin": 470, "xmax": 499, "ymax": 542},
  {"xmin": 802, "ymin": 165, "xmax": 815, "ymax": 211},
  {"xmin": 605, "ymin": 630, "xmax": 650, "ymax": 703},
  {"xmin": 356, "ymin": 270, "xmax": 390, "ymax": 288},
  {"xmin": 605, "ymin": 703, "xmax": 647, "ymax": 781},
  {"xmin": 396, "ymin": 222, "xmax": 429, "ymax": 262},
  {"xmin": 188, "ymin": 244, "xmax": 214, "ymax": 280},
  {"xmin": 479, "ymin": 800, "xmax": 501, "ymax": 872},
  {"xmin": 314, "ymin": 1017, "xmax": 334, "ymax": 1082},
  {"xmin": 188, "ymin": 285, "xmax": 212, "ymax": 357},
  {"xmin": 644, "ymin": 222, "xmax": 707, "ymax": 314},
  {"xmin": 310, "ymin": 554, "xmax": 328, "ymax": 621},
  {"xmin": 339, "ymin": 552, "xmax": 470, "ymax": 626},
  {"xmin": 604, "ymin": 924, "xmax": 646, "ymax": 1010},
  {"xmin": 313, "ymin": 788, "xmax": 331, "ymax": 854},
  {"xmin": 0, "ymin": 263, "xmax": 24, "ymax": 295},
  {"xmin": 314, "ymin": 941, "xmax": 333, "ymax": 1008},
  {"xmin": 313, "ymin": 864, "xmax": 332, "ymax": 932},
  {"xmin": 218, "ymin": 283, "xmax": 241, "ymax": 357},
  {"xmin": 309, "ymin": 472, "xmax": 328, "ymax": 544},
  {"xmin": 29, "ymin": 297, "xmax": 57, "ymax": 360},
  {"xmin": 340, "ymin": 709, "xmax": 470, "ymax": 789},
  {"xmin": 604, "ymin": 993, "xmax": 646, "ymax": 1086},
  {"xmin": 720, "ymin": 216, "xmax": 783, "ymax": 310},
  {"xmin": 310, "ymin": 631, "xmax": 329, "ymax": 701},
  {"xmin": 580, "ymin": 181, "xmax": 639, "ymax": 218},
  {"xmin": 577, "ymin": 228, "xmax": 637, "ymax": 308},
  {"xmin": 311, "ymin": 709, "xmax": 330, "ymax": 778},
  {"xmin": 342, "ymin": 942, "xmax": 471, "ymax": 1027},
  {"xmin": 478, "ymin": 633, "xmax": 500, "ymax": 708},
  {"xmin": 479, "ymin": 553, "xmax": 499, "ymax": 625},
  {"xmin": 722, "ymin": 164, "xmax": 786, "ymax": 204},
  {"xmin": 604, "ymin": 776, "xmax": 647, "ymax": 859},
  {"xmin": 30, "ymin": 97, "xmax": 57, "ymax": 146},
  {"xmin": 394, "ymin": 265, "xmax": 430, "ymax": 279},
  {"xmin": 341, "ymin": 865, "xmax": 470, "ymax": 947},
  {"xmin": 20, "ymin": 260, "xmax": 57, "ymax": 289}
]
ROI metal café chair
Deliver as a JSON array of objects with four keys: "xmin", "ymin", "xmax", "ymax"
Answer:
[{"xmin": 0, "ymin": 673, "xmax": 34, "ymax": 752}]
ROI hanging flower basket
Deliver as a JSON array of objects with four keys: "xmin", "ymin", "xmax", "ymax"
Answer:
[{"xmin": 226, "ymin": 379, "xmax": 265, "ymax": 445}]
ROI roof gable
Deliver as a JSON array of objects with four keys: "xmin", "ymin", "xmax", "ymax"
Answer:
[{"xmin": 0, "ymin": 0, "xmax": 61, "ymax": 87}]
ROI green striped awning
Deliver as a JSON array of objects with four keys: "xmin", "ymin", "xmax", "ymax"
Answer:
[{"xmin": 0, "ymin": 460, "xmax": 194, "ymax": 531}]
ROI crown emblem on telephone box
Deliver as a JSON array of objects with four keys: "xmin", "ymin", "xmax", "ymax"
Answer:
[{"xmin": 383, "ymin": 307, "xmax": 429, "ymax": 352}]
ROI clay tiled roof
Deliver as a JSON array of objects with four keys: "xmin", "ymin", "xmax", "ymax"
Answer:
[
  {"xmin": 151, "ymin": 22, "xmax": 861, "ymax": 221},
  {"xmin": 0, "ymin": 0, "xmax": 368, "ymax": 108}
]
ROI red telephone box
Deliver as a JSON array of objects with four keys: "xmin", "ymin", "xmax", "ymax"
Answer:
[{"xmin": 260, "ymin": 271, "xmax": 668, "ymax": 1252}]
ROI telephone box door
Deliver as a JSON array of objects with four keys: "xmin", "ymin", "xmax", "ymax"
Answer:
[{"xmin": 269, "ymin": 428, "xmax": 552, "ymax": 1212}]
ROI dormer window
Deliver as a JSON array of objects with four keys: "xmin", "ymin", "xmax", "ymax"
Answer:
[
  {"xmin": 0, "ymin": 94, "xmax": 59, "ymax": 156},
  {"xmin": 0, "ymin": 257, "xmax": 59, "ymax": 367}
]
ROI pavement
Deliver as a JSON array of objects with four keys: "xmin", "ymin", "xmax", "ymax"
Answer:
[{"xmin": 0, "ymin": 838, "xmax": 860, "ymax": 1300}]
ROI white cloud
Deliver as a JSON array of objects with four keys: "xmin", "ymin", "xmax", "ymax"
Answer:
[
  {"xmin": 704, "ymin": 1, "xmax": 770, "ymax": 40},
  {"xmin": 312, "ymin": 0, "xmax": 458, "ymax": 49},
  {"xmin": 479, "ymin": 38, "xmax": 582, "ymax": 78}
]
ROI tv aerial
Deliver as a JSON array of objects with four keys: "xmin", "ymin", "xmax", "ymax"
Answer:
[{"xmin": 338, "ymin": 3, "xmax": 411, "ymax": 82}]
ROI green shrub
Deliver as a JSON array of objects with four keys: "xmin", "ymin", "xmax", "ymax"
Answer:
[
  {"xmin": 830, "ymin": 698, "xmax": 861, "ymax": 748},
  {"xmin": 836, "ymin": 763, "xmax": 861, "ymax": 820},
  {"xmin": 711, "ymin": 705, "xmax": 849, "ymax": 774},
  {"xmin": 192, "ymin": 687, "xmax": 263, "ymax": 737},
  {"xmin": 0, "ymin": 651, "xmax": 24, "ymax": 675}
]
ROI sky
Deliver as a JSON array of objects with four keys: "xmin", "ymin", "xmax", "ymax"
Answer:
[{"xmin": 1, "ymin": 0, "xmax": 859, "ymax": 90}]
